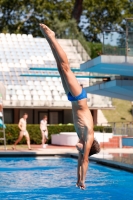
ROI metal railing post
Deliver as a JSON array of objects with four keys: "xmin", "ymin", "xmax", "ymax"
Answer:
[{"xmin": 126, "ymin": 19, "xmax": 128, "ymax": 57}]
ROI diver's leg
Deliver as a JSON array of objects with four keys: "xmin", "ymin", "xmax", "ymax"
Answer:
[{"xmin": 40, "ymin": 24, "xmax": 82, "ymax": 96}]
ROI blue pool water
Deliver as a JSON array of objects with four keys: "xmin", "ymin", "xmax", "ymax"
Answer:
[{"xmin": 0, "ymin": 157, "xmax": 133, "ymax": 200}]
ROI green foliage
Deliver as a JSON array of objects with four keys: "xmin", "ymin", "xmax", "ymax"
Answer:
[
  {"xmin": 0, "ymin": 0, "xmax": 74, "ymax": 36},
  {"xmin": 2, "ymin": 124, "xmax": 76, "ymax": 145},
  {"xmin": 83, "ymin": 0, "xmax": 133, "ymax": 41},
  {"xmin": 0, "ymin": 124, "xmax": 112, "ymax": 145},
  {"xmin": 87, "ymin": 42, "xmax": 102, "ymax": 59},
  {"xmin": 72, "ymin": 36, "xmax": 102, "ymax": 59},
  {"xmin": 50, "ymin": 18, "xmax": 79, "ymax": 39},
  {"xmin": 1, "ymin": 0, "xmax": 132, "ymax": 58},
  {"xmin": 0, "ymin": 0, "xmax": 132, "ymax": 42},
  {"xmin": 94, "ymin": 126, "xmax": 112, "ymax": 133}
]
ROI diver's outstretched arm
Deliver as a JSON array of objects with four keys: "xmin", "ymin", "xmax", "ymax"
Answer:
[{"xmin": 77, "ymin": 152, "xmax": 82, "ymax": 187}]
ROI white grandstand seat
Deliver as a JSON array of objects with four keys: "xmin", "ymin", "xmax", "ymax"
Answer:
[
  {"xmin": 53, "ymin": 95, "xmax": 61, "ymax": 101},
  {"xmin": 40, "ymin": 80, "xmax": 47, "ymax": 85},
  {"xmin": 20, "ymin": 59, "xmax": 26, "ymax": 64},
  {"xmin": 8, "ymin": 63, "xmax": 15, "ymax": 68},
  {"xmin": 54, "ymin": 81, "xmax": 60, "ymax": 86},
  {"xmin": 38, "ymin": 91, "xmax": 44, "ymax": 95},
  {"xmin": 49, "ymin": 85, "xmax": 56, "ymax": 90},
  {"xmin": 56, "ymin": 86, "xmax": 64, "ymax": 92},
  {"xmin": 34, "ymin": 81, "xmax": 40, "ymax": 85},
  {"xmin": 18, "ymin": 95, "xmax": 25, "ymax": 100},
  {"xmin": 47, "ymin": 81, "xmax": 53, "ymax": 86},
  {"xmin": 33, "ymin": 95, "xmax": 40, "ymax": 100},
  {"xmin": 52, "ymin": 77, "xmax": 58, "ymax": 81},
  {"xmin": 36, "ymin": 86, "xmax": 43, "ymax": 90},
  {"xmin": 47, "ymin": 95, "xmax": 53, "ymax": 101},
  {"xmin": 23, "ymin": 90, "xmax": 30, "ymax": 95},
  {"xmin": 15, "ymin": 63, "xmax": 21, "ymax": 68},
  {"xmin": 21, "ymin": 85, "xmax": 29, "ymax": 90},
  {"xmin": 61, "ymin": 95, "xmax": 68, "ymax": 101},
  {"xmin": 16, "ymin": 90, "xmax": 23, "ymax": 95},
  {"xmin": 31, "ymin": 90, "xmax": 39, "ymax": 95},
  {"xmin": 25, "ymin": 95, "xmax": 32, "ymax": 100},
  {"xmin": 6, "ymin": 95, "xmax": 10, "ymax": 100},
  {"xmin": 21, "ymin": 63, "xmax": 28, "ymax": 69},
  {"xmin": 27, "ymin": 81, "xmax": 34, "ymax": 85},
  {"xmin": 42, "ymin": 85, "xmax": 49, "ymax": 90},
  {"xmin": 2, "ymin": 66, "xmax": 9, "ymax": 71},
  {"xmin": 7, "ymin": 85, "xmax": 14, "ymax": 90},
  {"xmin": 38, "ymin": 60, "xmax": 44, "ymax": 64},
  {"xmin": 0, "ymin": 64, "xmax": 5, "ymax": 69},
  {"xmin": 14, "ymin": 85, "xmax": 22, "ymax": 90},
  {"xmin": 11, "ymin": 95, "xmax": 17, "ymax": 100},
  {"xmin": 16, "ymin": 34, "xmax": 22, "ymax": 38},
  {"xmin": 40, "ymin": 95, "xmax": 47, "ymax": 101},
  {"xmin": 46, "ymin": 77, "xmax": 52, "ymax": 81},
  {"xmin": 45, "ymin": 90, "xmax": 51, "ymax": 95},
  {"xmin": 8, "ymin": 89, "xmax": 16, "ymax": 95},
  {"xmin": 5, "ymin": 33, "xmax": 10, "ymax": 37},
  {"xmin": 28, "ymin": 34, "xmax": 33, "ymax": 39},
  {"xmin": 29, "ymin": 85, "xmax": 34, "ymax": 90},
  {"xmin": 52, "ymin": 90, "xmax": 59, "ymax": 95},
  {"xmin": 31, "ymin": 60, "xmax": 37, "ymax": 64},
  {"xmin": 22, "ymin": 34, "xmax": 28, "ymax": 38},
  {"xmin": 26, "ymin": 59, "xmax": 32, "ymax": 64}
]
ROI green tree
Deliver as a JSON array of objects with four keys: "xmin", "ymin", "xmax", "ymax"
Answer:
[
  {"xmin": 82, "ymin": 0, "xmax": 133, "ymax": 41},
  {"xmin": 1, "ymin": 0, "xmax": 133, "ymax": 44},
  {"xmin": 0, "ymin": 0, "xmax": 74, "ymax": 36},
  {"xmin": 0, "ymin": 0, "xmax": 91, "ymax": 55}
]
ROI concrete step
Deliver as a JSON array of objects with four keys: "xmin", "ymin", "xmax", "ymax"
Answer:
[
  {"xmin": 109, "ymin": 138, "xmax": 120, "ymax": 142},
  {"xmin": 100, "ymin": 136, "xmax": 120, "ymax": 148},
  {"xmin": 100, "ymin": 142, "xmax": 119, "ymax": 148}
]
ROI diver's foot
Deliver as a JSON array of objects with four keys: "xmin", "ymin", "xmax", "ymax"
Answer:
[
  {"xmin": 40, "ymin": 24, "xmax": 55, "ymax": 39},
  {"xmin": 76, "ymin": 142, "xmax": 84, "ymax": 154}
]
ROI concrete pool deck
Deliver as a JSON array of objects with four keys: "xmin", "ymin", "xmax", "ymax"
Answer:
[{"xmin": 0, "ymin": 145, "xmax": 133, "ymax": 172}]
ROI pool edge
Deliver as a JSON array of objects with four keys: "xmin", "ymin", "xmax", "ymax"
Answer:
[{"xmin": 0, "ymin": 151, "xmax": 133, "ymax": 173}]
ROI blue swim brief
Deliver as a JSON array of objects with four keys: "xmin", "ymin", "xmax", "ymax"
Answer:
[{"xmin": 67, "ymin": 88, "xmax": 87, "ymax": 102}]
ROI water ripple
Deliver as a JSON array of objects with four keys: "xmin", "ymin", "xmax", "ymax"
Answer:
[{"xmin": 0, "ymin": 157, "xmax": 133, "ymax": 200}]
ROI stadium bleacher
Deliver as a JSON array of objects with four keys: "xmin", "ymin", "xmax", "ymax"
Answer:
[{"xmin": 0, "ymin": 33, "xmax": 112, "ymax": 124}]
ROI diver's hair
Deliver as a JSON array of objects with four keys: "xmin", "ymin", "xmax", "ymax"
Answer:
[
  {"xmin": 89, "ymin": 139, "xmax": 100, "ymax": 157},
  {"xmin": 43, "ymin": 115, "xmax": 47, "ymax": 118}
]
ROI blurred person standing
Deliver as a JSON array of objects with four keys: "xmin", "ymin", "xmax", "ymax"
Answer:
[
  {"xmin": 40, "ymin": 115, "xmax": 48, "ymax": 148},
  {"xmin": 12, "ymin": 113, "xmax": 31, "ymax": 150}
]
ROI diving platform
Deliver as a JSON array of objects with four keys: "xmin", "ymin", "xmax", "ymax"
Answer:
[
  {"xmin": 85, "ymin": 79, "xmax": 133, "ymax": 101},
  {"xmin": 80, "ymin": 55, "xmax": 133, "ymax": 77}
]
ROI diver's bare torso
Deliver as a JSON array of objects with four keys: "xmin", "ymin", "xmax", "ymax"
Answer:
[{"xmin": 72, "ymin": 99, "xmax": 94, "ymax": 142}]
